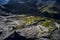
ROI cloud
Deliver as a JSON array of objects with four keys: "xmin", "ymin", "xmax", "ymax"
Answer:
[{"xmin": 0, "ymin": 0, "xmax": 10, "ymax": 5}]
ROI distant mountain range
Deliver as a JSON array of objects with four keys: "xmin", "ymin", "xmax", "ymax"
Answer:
[{"xmin": 0, "ymin": 0, "xmax": 60, "ymax": 19}]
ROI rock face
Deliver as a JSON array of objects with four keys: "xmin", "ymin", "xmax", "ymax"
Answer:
[
  {"xmin": 0, "ymin": 15, "xmax": 59, "ymax": 40},
  {"xmin": 50, "ymin": 28, "xmax": 60, "ymax": 40}
]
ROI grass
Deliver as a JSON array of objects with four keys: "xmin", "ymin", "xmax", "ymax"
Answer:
[
  {"xmin": 41, "ymin": 20, "xmax": 51, "ymax": 27},
  {"xmin": 19, "ymin": 16, "xmax": 45, "ymax": 25}
]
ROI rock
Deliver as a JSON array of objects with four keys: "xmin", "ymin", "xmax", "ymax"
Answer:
[
  {"xmin": 50, "ymin": 28, "xmax": 60, "ymax": 40},
  {"xmin": 36, "ymin": 38, "xmax": 50, "ymax": 40},
  {"xmin": 16, "ymin": 23, "xmax": 57, "ymax": 38},
  {"xmin": 0, "ymin": 15, "xmax": 59, "ymax": 40}
]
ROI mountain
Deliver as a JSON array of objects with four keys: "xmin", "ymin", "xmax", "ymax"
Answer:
[
  {"xmin": 0, "ymin": 0, "xmax": 60, "ymax": 40},
  {"xmin": 0, "ymin": 0, "xmax": 60, "ymax": 17}
]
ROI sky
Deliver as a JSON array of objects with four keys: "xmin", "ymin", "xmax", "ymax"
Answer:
[{"xmin": 0, "ymin": 0, "xmax": 10, "ymax": 5}]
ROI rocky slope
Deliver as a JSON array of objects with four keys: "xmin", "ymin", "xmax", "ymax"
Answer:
[
  {"xmin": 0, "ymin": 15, "xmax": 59, "ymax": 40},
  {"xmin": 0, "ymin": 0, "xmax": 60, "ymax": 40}
]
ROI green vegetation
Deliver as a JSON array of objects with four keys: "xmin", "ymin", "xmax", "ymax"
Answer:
[
  {"xmin": 41, "ymin": 20, "xmax": 51, "ymax": 27},
  {"xmin": 40, "ymin": 6, "xmax": 58, "ymax": 13},
  {"xmin": 19, "ymin": 16, "xmax": 45, "ymax": 25},
  {"xmin": 38, "ymin": 1, "xmax": 58, "ymax": 14},
  {"xmin": 41, "ymin": 20, "xmax": 57, "ymax": 33}
]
